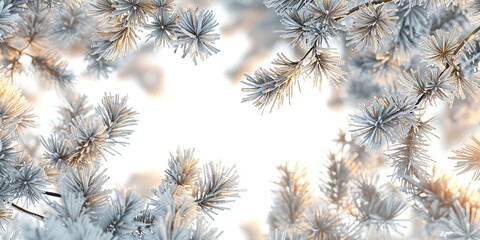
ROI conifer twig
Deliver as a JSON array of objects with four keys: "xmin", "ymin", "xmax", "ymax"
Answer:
[
  {"xmin": 11, "ymin": 203, "xmax": 44, "ymax": 220},
  {"xmin": 44, "ymin": 191, "xmax": 62, "ymax": 198}
]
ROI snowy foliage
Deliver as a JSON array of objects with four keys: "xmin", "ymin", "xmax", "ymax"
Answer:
[
  {"xmin": 0, "ymin": 0, "xmax": 221, "ymax": 85},
  {"xmin": 239, "ymin": 1, "xmax": 480, "ymax": 239},
  {"xmin": 0, "ymin": 85, "xmax": 240, "ymax": 239},
  {"xmin": 3, "ymin": 0, "xmax": 480, "ymax": 239}
]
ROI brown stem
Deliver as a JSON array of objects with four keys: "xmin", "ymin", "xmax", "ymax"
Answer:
[
  {"xmin": 414, "ymin": 65, "xmax": 451, "ymax": 107},
  {"xmin": 8, "ymin": 58, "xmax": 19, "ymax": 84},
  {"xmin": 414, "ymin": 93, "xmax": 426, "ymax": 106},
  {"xmin": 11, "ymin": 203, "xmax": 45, "ymax": 220},
  {"xmin": 7, "ymin": 44, "xmax": 35, "ymax": 58},
  {"xmin": 454, "ymin": 25, "xmax": 480, "ymax": 55},
  {"xmin": 4, "ymin": 41, "xmax": 36, "ymax": 83},
  {"xmin": 18, "ymin": 38, "xmax": 34, "ymax": 53},
  {"xmin": 299, "ymin": 45, "xmax": 316, "ymax": 62},
  {"xmin": 44, "ymin": 191, "xmax": 62, "ymax": 198},
  {"xmin": 346, "ymin": 0, "xmax": 394, "ymax": 16},
  {"xmin": 332, "ymin": 0, "xmax": 394, "ymax": 22}
]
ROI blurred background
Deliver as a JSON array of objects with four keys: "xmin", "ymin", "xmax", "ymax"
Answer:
[{"xmin": 13, "ymin": 0, "xmax": 480, "ymax": 239}]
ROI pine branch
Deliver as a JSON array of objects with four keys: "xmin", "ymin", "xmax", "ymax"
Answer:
[
  {"xmin": 386, "ymin": 118, "xmax": 435, "ymax": 190},
  {"xmin": 320, "ymin": 152, "xmax": 357, "ymax": 204},
  {"xmin": 450, "ymin": 136, "xmax": 480, "ymax": 180},
  {"xmin": 164, "ymin": 147, "xmax": 199, "ymax": 187},
  {"xmin": 269, "ymin": 163, "xmax": 311, "ymax": 231},
  {"xmin": 95, "ymin": 93, "xmax": 138, "ymax": 141},
  {"xmin": 193, "ymin": 162, "xmax": 241, "ymax": 218}
]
